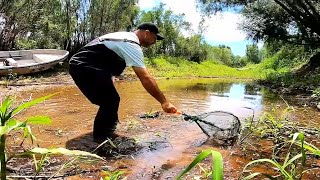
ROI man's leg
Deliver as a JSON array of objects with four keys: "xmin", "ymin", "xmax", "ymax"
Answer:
[
  {"xmin": 69, "ymin": 65, "xmax": 120, "ymax": 141},
  {"xmin": 93, "ymin": 100, "xmax": 119, "ymax": 140}
]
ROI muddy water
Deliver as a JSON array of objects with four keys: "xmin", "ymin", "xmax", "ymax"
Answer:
[{"xmin": 5, "ymin": 78, "xmax": 320, "ymax": 179}]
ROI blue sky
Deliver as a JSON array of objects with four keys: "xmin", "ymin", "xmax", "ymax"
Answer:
[{"xmin": 138, "ymin": 0, "xmax": 261, "ymax": 56}]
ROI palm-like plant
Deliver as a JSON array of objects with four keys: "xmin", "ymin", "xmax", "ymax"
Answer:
[{"xmin": 0, "ymin": 94, "xmax": 55, "ymax": 180}]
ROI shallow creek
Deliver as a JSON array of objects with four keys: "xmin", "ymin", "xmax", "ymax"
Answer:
[{"xmin": 4, "ymin": 78, "xmax": 320, "ymax": 179}]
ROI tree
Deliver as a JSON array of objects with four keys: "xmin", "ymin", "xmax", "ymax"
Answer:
[
  {"xmin": 138, "ymin": 3, "xmax": 191, "ymax": 58},
  {"xmin": 196, "ymin": 0, "xmax": 320, "ymax": 73},
  {"xmin": 0, "ymin": 0, "xmax": 139, "ymax": 53},
  {"xmin": 246, "ymin": 44, "xmax": 260, "ymax": 64},
  {"xmin": 208, "ymin": 45, "xmax": 233, "ymax": 66},
  {"xmin": 0, "ymin": 0, "xmax": 54, "ymax": 50}
]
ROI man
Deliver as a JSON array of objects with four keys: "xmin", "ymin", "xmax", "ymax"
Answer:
[{"xmin": 69, "ymin": 22, "xmax": 179, "ymax": 143}]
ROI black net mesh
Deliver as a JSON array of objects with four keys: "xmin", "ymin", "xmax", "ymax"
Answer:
[{"xmin": 183, "ymin": 111, "xmax": 241, "ymax": 145}]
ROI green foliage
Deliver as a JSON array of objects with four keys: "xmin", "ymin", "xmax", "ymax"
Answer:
[
  {"xmin": 263, "ymin": 44, "xmax": 310, "ymax": 70},
  {"xmin": 0, "ymin": 94, "xmax": 55, "ymax": 180},
  {"xmin": 0, "ymin": 0, "xmax": 138, "ymax": 51},
  {"xmin": 251, "ymin": 106, "xmax": 299, "ymax": 158},
  {"xmin": 0, "ymin": 94, "xmax": 56, "ymax": 137},
  {"xmin": 240, "ymin": 132, "xmax": 308, "ymax": 180},
  {"xmin": 295, "ymin": 139, "xmax": 320, "ymax": 157},
  {"xmin": 88, "ymin": 0, "xmax": 138, "ymax": 37},
  {"xmin": 15, "ymin": 39, "xmax": 38, "ymax": 50},
  {"xmin": 146, "ymin": 57, "xmax": 266, "ymax": 79},
  {"xmin": 137, "ymin": 4, "xmax": 242, "ymax": 64},
  {"xmin": 255, "ymin": 106, "xmax": 295, "ymax": 137},
  {"xmin": 196, "ymin": 1, "xmax": 320, "ymax": 48},
  {"xmin": 176, "ymin": 149, "xmax": 223, "ymax": 180},
  {"xmin": 311, "ymin": 87, "xmax": 320, "ymax": 98},
  {"xmin": 245, "ymin": 44, "xmax": 261, "ymax": 64},
  {"xmin": 196, "ymin": 0, "xmax": 320, "ymax": 76},
  {"xmin": 102, "ymin": 170, "xmax": 125, "ymax": 180},
  {"xmin": 207, "ymin": 45, "xmax": 233, "ymax": 66},
  {"xmin": 138, "ymin": 3, "xmax": 197, "ymax": 60},
  {"xmin": 173, "ymin": 35, "xmax": 209, "ymax": 63}
]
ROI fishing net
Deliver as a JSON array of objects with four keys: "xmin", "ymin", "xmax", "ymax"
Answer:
[{"xmin": 183, "ymin": 111, "xmax": 241, "ymax": 145}]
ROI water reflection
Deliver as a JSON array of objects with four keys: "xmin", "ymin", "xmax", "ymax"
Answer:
[
  {"xmin": 164, "ymin": 79, "xmax": 265, "ymax": 120},
  {"xmin": 206, "ymin": 83, "xmax": 263, "ymax": 119}
]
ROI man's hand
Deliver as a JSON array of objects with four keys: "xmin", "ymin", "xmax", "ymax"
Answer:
[{"xmin": 161, "ymin": 101, "xmax": 178, "ymax": 113}]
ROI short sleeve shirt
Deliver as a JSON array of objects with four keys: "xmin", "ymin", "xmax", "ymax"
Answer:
[{"xmin": 98, "ymin": 32, "xmax": 145, "ymax": 68}]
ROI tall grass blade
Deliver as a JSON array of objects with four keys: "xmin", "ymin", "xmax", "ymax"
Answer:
[
  {"xmin": 176, "ymin": 150, "xmax": 212, "ymax": 179},
  {"xmin": 12, "ymin": 93, "xmax": 58, "ymax": 116},
  {"xmin": 176, "ymin": 149, "xmax": 223, "ymax": 180},
  {"xmin": 298, "ymin": 133, "xmax": 306, "ymax": 165},
  {"xmin": 241, "ymin": 172, "xmax": 277, "ymax": 180},
  {"xmin": 26, "ymin": 116, "xmax": 52, "ymax": 124},
  {"xmin": 241, "ymin": 172, "xmax": 261, "ymax": 180},
  {"xmin": 211, "ymin": 151, "xmax": 223, "ymax": 180},
  {"xmin": 0, "ymin": 97, "xmax": 13, "ymax": 124},
  {"xmin": 243, "ymin": 159, "xmax": 292, "ymax": 179},
  {"xmin": 296, "ymin": 141, "xmax": 320, "ymax": 156},
  {"xmin": 20, "ymin": 147, "xmax": 104, "ymax": 160},
  {"xmin": 283, "ymin": 132, "xmax": 306, "ymax": 167},
  {"xmin": 283, "ymin": 154, "xmax": 302, "ymax": 169}
]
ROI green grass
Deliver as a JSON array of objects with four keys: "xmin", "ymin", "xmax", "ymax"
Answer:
[
  {"xmin": 240, "ymin": 133, "xmax": 308, "ymax": 180},
  {"xmin": 145, "ymin": 57, "xmax": 272, "ymax": 79},
  {"xmin": 177, "ymin": 149, "xmax": 223, "ymax": 180}
]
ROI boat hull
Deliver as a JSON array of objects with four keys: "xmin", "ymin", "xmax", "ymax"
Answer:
[{"xmin": 0, "ymin": 49, "xmax": 69, "ymax": 76}]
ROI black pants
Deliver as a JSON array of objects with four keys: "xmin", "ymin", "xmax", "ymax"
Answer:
[{"xmin": 69, "ymin": 65, "xmax": 120, "ymax": 139}]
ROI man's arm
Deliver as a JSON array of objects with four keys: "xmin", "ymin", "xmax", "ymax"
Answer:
[{"xmin": 132, "ymin": 66, "xmax": 177, "ymax": 113}]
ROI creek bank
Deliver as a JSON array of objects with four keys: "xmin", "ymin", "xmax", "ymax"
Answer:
[{"xmin": 258, "ymin": 80, "xmax": 320, "ymax": 108}]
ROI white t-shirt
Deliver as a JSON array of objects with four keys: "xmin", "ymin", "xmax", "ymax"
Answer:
[{"xmin": 98, "ymin": 32, "xmax": 145, "ymax": 68}]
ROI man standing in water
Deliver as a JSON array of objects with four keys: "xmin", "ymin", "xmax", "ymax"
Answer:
[{"xmin": 69, "ymin": 22, "xmax": 178, "ymax": 143}]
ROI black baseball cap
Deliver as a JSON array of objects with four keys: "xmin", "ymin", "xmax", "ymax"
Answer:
[{"xmin": 137, "ymin": 22, "xmax": 164, "ymax": 40}]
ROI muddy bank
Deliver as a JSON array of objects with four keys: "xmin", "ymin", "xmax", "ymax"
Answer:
[{"xmin": 259, "ymin": 80, "xmax": 320, "ymax": 108}]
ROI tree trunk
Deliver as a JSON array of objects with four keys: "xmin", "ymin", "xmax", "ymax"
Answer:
[{"xmin": 294, "ymin": 52, "xmax": 320, "ymax": 77}]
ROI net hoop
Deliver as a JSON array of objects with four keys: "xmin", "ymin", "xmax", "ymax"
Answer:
[{"xmin": 183, "ymin": 111, "xmax": 241, "ymax": 145}]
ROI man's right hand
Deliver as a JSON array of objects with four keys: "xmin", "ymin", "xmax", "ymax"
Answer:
[{"xmin": 161, "ymin": 101, "xmax": 179, "ymax": 113}]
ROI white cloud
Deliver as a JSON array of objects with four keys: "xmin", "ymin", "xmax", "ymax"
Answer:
[
  {"xmin": 204, "ymin": 12, "xmax": 246, "ymax": 42},
  {"xmin": 160, "ymin": 0, "xmax": 201, "ymax": 31},
  {"xmin": 138, "ymin": 0, "xmax": 247, "ymax": 43},
  {"xmin": 137, "ymin": 0, "xmax": 157, "ymax": 10}
]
